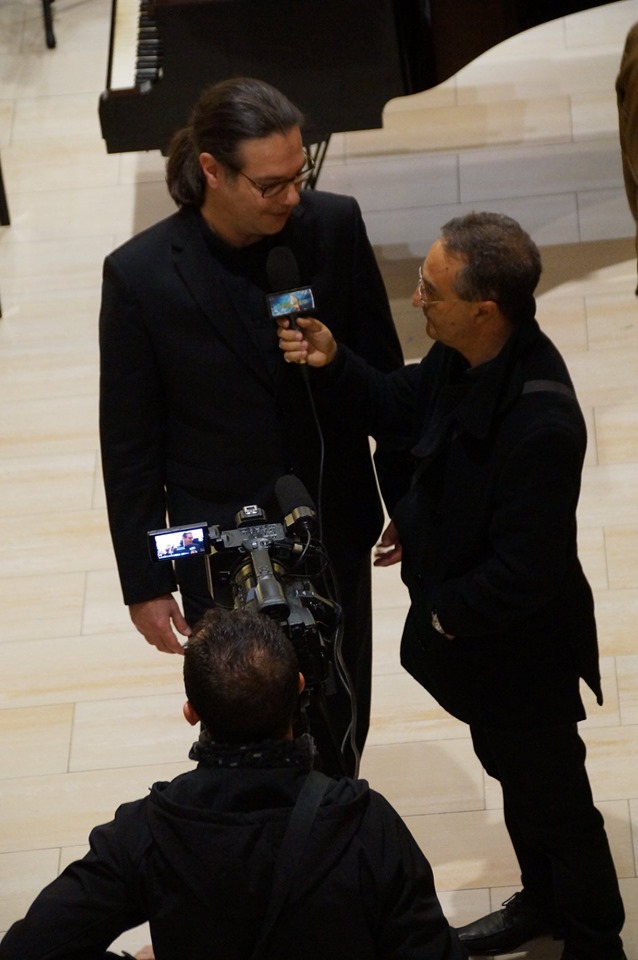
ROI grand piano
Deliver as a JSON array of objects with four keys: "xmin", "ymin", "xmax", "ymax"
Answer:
[{"xmin": 99, "ymin": 0, "xmax": 609, "ymax": 161}]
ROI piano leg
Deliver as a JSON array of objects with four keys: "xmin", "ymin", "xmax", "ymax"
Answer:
[
  {"xmin": 42, "ymin": 0, "xmax": 56, "ymax": 48},
  {"xmin": 0, "ymin": 154, "xmax": 8, "ymax": 228},
  {"xmin": 0, "ymin": 159, "xmax": 8, "ymax": 227},
  {"xmin": 304, "ymin": 138, "xmax": 331, "ymax": 190},
  {"xmin": 0, "ymin": 154, "xmax": 9, "ymax": 319}
]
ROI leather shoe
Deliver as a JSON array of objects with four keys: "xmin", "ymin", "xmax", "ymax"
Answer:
[{"xmin": 456, "ymin": 891, "xmax": 552, "ymax": 955}]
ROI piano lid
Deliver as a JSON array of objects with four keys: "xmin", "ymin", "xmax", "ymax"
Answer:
[
  {"xmin": 99, "ymin": 0, "xmax": 612, "ymax": 155},
  {"xmin": 421, "ymin": 0, "xmax": 608, "ymax": 87}
]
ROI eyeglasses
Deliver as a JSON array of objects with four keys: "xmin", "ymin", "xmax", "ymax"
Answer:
[
  {"xmin": 417, "ymin": 265, "xmax": 464, "ymax": 308},
  {"xmin": 235, "ymin": 151, "xmax": 315, "ymax": 199}
]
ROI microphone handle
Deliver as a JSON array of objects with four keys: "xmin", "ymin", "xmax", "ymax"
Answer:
[
  {"xmin": 285, "ymin": 311, "xmax": 307, "ymax": 367},
  {"xmin": 287, "ymin": 311, "xmax": 301, "ymax": 333}
]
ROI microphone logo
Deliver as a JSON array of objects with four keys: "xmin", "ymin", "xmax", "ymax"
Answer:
[{"xmin": 265, "ymin": 247, "xmax": 315, "ymax": 327}]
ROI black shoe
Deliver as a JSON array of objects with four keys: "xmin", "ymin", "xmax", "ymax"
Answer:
[{"xmin": 456, "ymin": 891, "xmax": 553, "ymax": 955}]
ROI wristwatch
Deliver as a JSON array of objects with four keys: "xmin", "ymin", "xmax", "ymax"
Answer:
[{"xmin": 431, "ymin": 611, "xmax": 447, "ymax": 635}]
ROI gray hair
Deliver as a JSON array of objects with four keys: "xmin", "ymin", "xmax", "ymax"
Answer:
[{"xmin": 440, "ymin": 211, "xmax": 541, "ymax": 322}]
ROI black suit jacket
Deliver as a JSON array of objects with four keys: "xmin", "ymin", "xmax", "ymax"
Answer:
[{"xmin": 99, "ymin": 192, "xmax": 410, "ymax": 604}]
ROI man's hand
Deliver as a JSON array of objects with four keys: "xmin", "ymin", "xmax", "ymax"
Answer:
[
  {"xmin": 374, "ymin": 519, "xmax": 403, "ymax": 567},
  {"xmin": 277, "ymin": 315, "xmax": 338, "ymax": 367},
  {"xmin": 129, "ymin": 594, "xmax": 191, "ymax": 654}
]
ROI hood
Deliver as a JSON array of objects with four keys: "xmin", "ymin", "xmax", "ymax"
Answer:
[{"xmin": 145, "ymin": 761, "xmax": 372, "ymax": 909}]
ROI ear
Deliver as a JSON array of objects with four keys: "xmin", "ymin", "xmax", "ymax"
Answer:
[
  {"xmin": 298, "ymin": 672, "xmax": 305, "ymax": 694},
  {"xmin": 183, "ymin": 700, "xmax": 200, "ymax": 726},
  {"xmin": 474, "ymin": 298, "xmax": 499, "ymax": 325},
  {"xmin": 198, "ymin": 152, "xmax": 222, "ymax": 190}
]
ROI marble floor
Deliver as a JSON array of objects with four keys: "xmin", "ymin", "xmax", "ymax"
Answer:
[{"xmin": 1, "ymin": 0, "xmax": 638, "ymax": 955}]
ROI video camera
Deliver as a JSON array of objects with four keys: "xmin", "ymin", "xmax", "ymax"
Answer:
[{"xmin": 147, "ymin": 476, "xmax": 341, "ymax": 694}]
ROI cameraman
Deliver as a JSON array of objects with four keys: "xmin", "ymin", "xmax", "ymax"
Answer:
[{"xmin": 0, "ymin": 609, "xmax": 463, "ymax": 960}]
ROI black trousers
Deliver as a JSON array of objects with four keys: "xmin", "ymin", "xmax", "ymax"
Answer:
[{"xmin": 470, "ymin": 723, "xmax": 625, "ymax": 960}]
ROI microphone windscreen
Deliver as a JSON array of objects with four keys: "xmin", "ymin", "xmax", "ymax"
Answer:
[
  {"xmin": 267, "ymin": 246, "xmax": 301, "ymax": 291},
  {"xmin": 275, "ymin": 474, "xmax": 316, "ymax": 516}
]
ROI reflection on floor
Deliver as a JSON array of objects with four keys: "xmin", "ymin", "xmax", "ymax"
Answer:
[{"xmin": 1, "ymin": 0, "xmax": 637, "ymax": 955}]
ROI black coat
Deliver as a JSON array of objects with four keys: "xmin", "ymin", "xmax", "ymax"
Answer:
[
  {"xmin": 321, "ymin": 318, "xmax": 601, "ymax": 728},
  {"xmin": 99, "ymin": 192, "xmax": 409, "ymax": 604},
  {"xmin": 0, "ymin": 759, "xmax": 463, "ymax": 960}
]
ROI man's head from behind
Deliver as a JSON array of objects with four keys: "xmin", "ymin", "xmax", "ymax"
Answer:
[
  {"xmin": 440, "ymin": 211, "xmax": 542, "ymax": 323},
  {"xmin": 183, "ymin": 608, "xmax": 302, "ymax": 744}
]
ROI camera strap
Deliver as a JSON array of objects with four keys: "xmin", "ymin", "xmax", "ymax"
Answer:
[{"xmin": 249, "ymin": 768, "xmax": 332, "ymax": 960}]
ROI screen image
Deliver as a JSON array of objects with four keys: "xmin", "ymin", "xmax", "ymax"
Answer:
[
  {"xmin": 266, "ymin": 286, "xmax": 315, "ymax": 318},
  {"xmin": 150, "ymin": 526, "xmax": 207, "ymax": 560}
]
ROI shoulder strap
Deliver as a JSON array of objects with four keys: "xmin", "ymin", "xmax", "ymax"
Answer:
[
  {"xmin": 249, "ymin": 769, "xmax": 332, "ymax": 960},
  {"xmin": 522, "ymin": 378, "xmax": 576, "ymax": 400}
]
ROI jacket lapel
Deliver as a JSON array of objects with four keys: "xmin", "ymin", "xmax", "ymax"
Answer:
[{"xmin": 169, "ymin": 207, "xmax": 276, "ymax": 392}]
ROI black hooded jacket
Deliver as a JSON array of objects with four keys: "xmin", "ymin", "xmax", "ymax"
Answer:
[
  {"xmin": 315, "ymin": 316, "xmax": 600, "ymax": 728},
  {"xmin": 0, "ymin": 739, "xmax": 462, "ymax": 960}
]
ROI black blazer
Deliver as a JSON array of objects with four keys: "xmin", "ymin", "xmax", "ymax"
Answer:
[{"xmin": 99, "ymin": 192, "xmax": 409, "ymax": 604}]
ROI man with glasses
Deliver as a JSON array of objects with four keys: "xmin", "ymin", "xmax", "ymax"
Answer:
[
  {"xmin": 99, "ymin": 77, "xmax": 410, "ymax": 777},
  {"xmin": 277, "ymin": 211, "xmax": 626, "ymax": 960}
]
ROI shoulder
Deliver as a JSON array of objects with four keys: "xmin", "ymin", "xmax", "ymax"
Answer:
[
  {"xmin": 105, "ymin": 207, "xmax": 191, "ymax": 264},
  {"xmin": 87, "ymin": 794, "xmax": 153, "ymax": 859},
  {"xmin": 298, "ymin": 189, "xmax": 361, "ymax": 225},
  {"xmin": 509, "ymin": 321, "xmax": 578, "ymax": 397},
  {"xmin": 506, "ymin": 365, "xmax": 586, "ymax": 453}
]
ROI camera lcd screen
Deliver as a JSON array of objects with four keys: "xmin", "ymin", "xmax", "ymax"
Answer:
[
  {"xmin": 266, "ymin": 286, "xmax": 315, "ymax": 319},
  {"xmin": 148, "ymin": 524, "xmax": 209, "ymax": 561}
]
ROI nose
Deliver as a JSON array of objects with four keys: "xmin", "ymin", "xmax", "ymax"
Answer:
[
  {"xmin": 281, "ymin": 180, "xmax": 301, "ymax": 208},
  {"xmin": 412, "ymin": 286, "xmax": 424, "ymax": 309}
]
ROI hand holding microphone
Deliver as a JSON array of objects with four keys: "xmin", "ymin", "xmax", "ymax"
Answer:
[
  {"xmin": 277, "ymin": 314, "xmax": 337, "ymax": 367},
  {"xmin": 266, "ymin": 246, "xmax": 337, "ymax": 366}
]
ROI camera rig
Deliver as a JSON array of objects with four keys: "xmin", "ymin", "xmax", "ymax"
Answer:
[
  {"xmin": 204, "ymin": 499, "xmax": 340, "ymax": 695},
  {"xmin": 148, "ymin": 476, "xmax": 355, "ymax": 775}
]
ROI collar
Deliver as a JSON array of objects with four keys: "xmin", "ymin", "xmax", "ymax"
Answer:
[
  {"xmin": 447, "ymin": 317, "xmax": 541, "ymax": 440},
  {"xmin": 189, "ymin": 731, "xmax": 317, "ymax": 770}
]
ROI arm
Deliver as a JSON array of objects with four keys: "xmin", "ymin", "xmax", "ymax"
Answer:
[
  {"xmin": 0, "ymin": 804, "xmax": 148, "ymax": 960},
  {"xmin": 365, "ymin": 793, "xmax": 464, "ymax": 960},
  {"xmin": 279, "ymin": 316, "xmax": 421, "ymax": 446},
  {"xmin": 99, "ymin": 255, "xmax": 190, "ymax": 654}
]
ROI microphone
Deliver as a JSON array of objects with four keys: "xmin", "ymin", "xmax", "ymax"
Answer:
[
  {"xmin": 275, "ymin": 474, "xmax": 317, "ymax": 537},
  {"xmin": 266, "ymin": 246, "xmax": 315, "ymax": 334},
  {"xmin": 267, "ymin": 246, "xmax": 301, "ymax": 292}
]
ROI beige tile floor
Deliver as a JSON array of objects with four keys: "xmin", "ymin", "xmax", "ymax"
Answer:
[{"xmin": 1, "ymin": 0, "xmax": 638, "ymax": 955}]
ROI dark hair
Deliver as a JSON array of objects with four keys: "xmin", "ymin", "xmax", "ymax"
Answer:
[
  {"xmin": 183, "ymin": 608, "xmax": 300, "ymax": 742},
  {"xmin": 166, "ymin": 77, "xmax": 304, "ymax": 208},
  {"xmin": 440, "ymin": 211, "xmax": 542, "ymax": 322}
]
